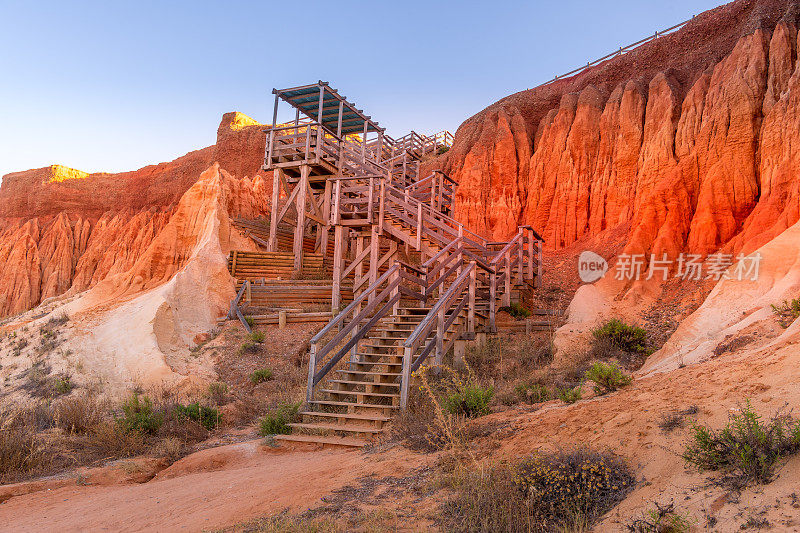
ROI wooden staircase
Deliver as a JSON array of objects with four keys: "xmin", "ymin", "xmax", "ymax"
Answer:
[{"xmin": 228, "ymin": 81, "xmax": 543, "ymax": 448}]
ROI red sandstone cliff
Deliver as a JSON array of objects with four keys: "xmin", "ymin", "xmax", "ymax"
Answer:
[
  {"xmin": 0, "ymin": 112, "xmax": 266, "ymax": 317},
  {"xmin": 446, "ymin": 0, "xmax": 800, "ymax": 261}
]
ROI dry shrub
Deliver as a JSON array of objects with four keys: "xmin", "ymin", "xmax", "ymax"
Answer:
[
  {"xmin": 465, "ymin": 338, "xmax": 502, "ymax": 379},
  {"xmin": 84, "ymin": 421, "xmax": 147, "ymax": 458},
  {"xmin": 0, "ymin": 421, "xmax": 49, "ymax": 484},
  {"xmin": 54, "ymin": 393, "xmax": 106, "ymax": 433},
  {"xmin": 441, "ymin": 449, "xmax": 635, "ymax": 533}
]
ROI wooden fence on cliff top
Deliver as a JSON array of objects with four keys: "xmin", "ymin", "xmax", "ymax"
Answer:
[{"xmin": 537, "ymin": 16, "xmax": 696, "ymax": 89}]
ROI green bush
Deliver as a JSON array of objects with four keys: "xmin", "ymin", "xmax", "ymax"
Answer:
[
  {"xmin": 499, "ymin": 302, "xmax": 532, "ymax": 320},
  {"xmin": 584, "ymin": 361, "xmax": 632, "ymax": 395},
  {"xmin": 437, "ymin": 145, "xmax": 450, "ymax": 155},
  {"xmin": 174, "ymin": 402, "xmax": 220, "ymax": 430},
  {"xmin": 441, "ymin": 448, "xmax": 635, "ymax": 532},
  {"xmin": 116, "ymin": 395, "xmax": 163, "ymax": 435},
  {"xmin": 259, "ymin": 402, "xmax": 301, "ymax": 436},
  {"xmin": 244, "ymin": 316, "xmax": 256, "ymax": 328},
  {"xmin": 593, "ymin": 319, "xmax": 649, "ymax": 354},
  {"xmin": 557, "ymin": 386, "xmax": 582, "ymax": 404},
  {"xmin": 444, "ymin": 383, "xmax": 494, "ymax": 418},
  {"xmin": 514, "ymin": 382, "xmax": 549, "ymax": 404},
  {"xmin": 249, "ymin": 368, "xmax": 274, "ymax": 384},
  {"xmin": 771, "ymin": 298, "xmax": 800, "ymax": 328},
  {"xmin": 682, "ymin": 401, "xmax": 800, "ymax": 487},
  {"xmin": 249, "ymin": 331, "xmax": 266, "ymax": 343}
]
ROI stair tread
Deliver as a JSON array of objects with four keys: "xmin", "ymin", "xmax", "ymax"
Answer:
[
  {"xmin": 288, "ymin": 422, "xmax": 383, "ymax": 434},
  {"xmin": 337, "ymin": 370, "xmax": 401, "ymax": 377},
  {"xmin": 327, "ymin": 379, "xmax": 400, "ymax": 388},
  {"xmin": 310, "ymin": 400, "xmax": 399, "ymax": 409},
  {"xmin": 321, "ymin": 388, "xmax": 399, "ymax": 398},
  {"xmin": 273, "ymin": 434, "xmax": 367, "ymax": 447},
  {"xmin": 299, "ymin": 411, "xmax": 390, "ymax": 422}
]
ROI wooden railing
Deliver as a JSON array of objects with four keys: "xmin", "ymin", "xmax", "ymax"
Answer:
[
  {"xmin": 306, "ymin": 261, "xmax": 427, "ymax": 403},
  {"xmin": 406, "ymin": 170, "xmax": 456, "ymax": 214}
]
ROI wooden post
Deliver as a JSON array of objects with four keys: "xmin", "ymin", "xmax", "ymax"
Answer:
[
  {"xmin": 245, "ymin": 280, "xmax": 251, "ymax": 304},
  {"xmin": 517, "ymin": 229, "xmax": 524, "ymax": 286},
  {"xmin": 536, "ymin": 240, "xmax": 543, "ymax": 288},
  {"xmin": 453, "ymin": 340, "xmax": 466, "ymax": 371},
  {"xmin": 416, "ymin": 203, "xmax": 423, "ymax": 250},
  {"xmin": 503, "ymin": 252, "xmax": 512, "ymax": 307},
  {"xmin": 368, "ymin": 224, "xmax": 379, "ymax": 302},
  {"xmin": 278, "ymin": 309, "xmax": 287, "ymax": 329},
  {"xmin": 315, "ymin": 84, "xmax": 325, "ymax": 161},
  {"xmin": 267, "ymin": 169, "xmax": 281, "ymax": 251},
  {"xmin": 490, "ymin": 272, "xmax": 497, "ymax": 333},
  {"xmin": 267, "ymin": 94, "xmax": 279, "ymax": 167},
  {"xmin": 390, "ymin": 266, "xmax": 400, "ymax": 316},
  {"xmin": 306, "ymin": 343, "xmax": 317, "ymax": 403},
  {"xmin": 378, "ymin": 177, "xmax": 386, "ymax": 235},
  {"xmin": 527, "ymin": 229, "xmax": 534, "ymax": 280},
  {"xmin": 400, "ymin": 346, "xmax": 412, "ymax": 409},
  {"xmin": 468, "ymin": 262, "xmax": 476, "ymax": 334},
  {"xmin": 231, "ymin": 251, "xmax": 239, "ymax": 278},
  {"xmin": 320, "ymin": 180, "xmax": 332, "ymax": 259},
  {"xmin": 293, "ymin": 165, "xmax": 309, "ymax": 275},
  {"xmin": 332, "ymin": 225, "xmax": 344, "ymax": 313},
  {"xmin": 435, "ymin": 306, "xmax": 445, "ymax": 365}
]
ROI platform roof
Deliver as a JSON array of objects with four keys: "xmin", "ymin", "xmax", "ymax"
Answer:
[{"xmin": 273, "ymin": 81, "xmax": 383, "ymax": 135}]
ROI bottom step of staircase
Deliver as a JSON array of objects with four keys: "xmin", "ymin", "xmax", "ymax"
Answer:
[{"xmin": 273, "ymin": 434, "xmax": 368, "ymax": 448}]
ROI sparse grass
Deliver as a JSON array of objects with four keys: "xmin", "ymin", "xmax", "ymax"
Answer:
[
  {"xmin": 249, "ymin": 368, "xmax": 274, "ymax": 384},
  {"xmin": 584, "ymin": 361, "xmax": 632, "ymax": 395},
  {"xmin": 557, "ymin": 385, "xmax": 582, "ymax": 404},
  {"xmin": 771, "ymin": 298, "xmax": 800, "ymax": 328},
  {"xmin": 658, "ymin": 405, "xmax": 698, "ymax": 434},
  {"xmin": 682, "ymin": 401, "xmax": 800, "ymax": 487},
  {"xmin": 249, "ymin": 331, "xmax": 266, "ymax": 343},
  {"xmin": 514, "ymin": 382, "xmax": 550, "ymax": 404},
  {"xmin": 244, "ymin": 316, "xmax": 256, "ymax": 328},
  {"xmin": 499, "ymin": 302, "xmax": 532, "ymax": 320},
  {"xmin": 626, "ymin": 502, "xmax": 693, "ymax": 532},
  {"xmin": 0, "ymin": 420, "xmax": 47, "ymax": 484},
  {"xmin": 259, "ymin": 402, "xmax": 301, "ymax": 436},
  {"xmin": 238, "ymin": 342, "xmax": 259, "ymax": 356},
  {"xmin": 208, "ymin": 381, "xmax": 228, "ymax": 404},
  {"xmin": 174, "ymin": 402, "xmax": 220, "ymax": 430},
  {"xmin": 437, "ymin": 145, "xmax": 450, "ymax": 155},
  {"xmin": 440, "ymin": 448, "xmax": 635, "ymax": 533},
  {"xmin": 116, "ymin": 394, "xmax": 164, "ymax": 435},
  {"xmin": 52, "ymin": 374, "xmax": 73, "ymax": 395}
]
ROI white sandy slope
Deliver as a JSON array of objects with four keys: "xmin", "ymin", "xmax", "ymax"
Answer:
[
  {"xmin": 640, "ymin": 219, "xmax": 800, "ymax": 375},
  {"xmin": 0, "ymin": 164, "xmax": 265, "ymax": 399}
]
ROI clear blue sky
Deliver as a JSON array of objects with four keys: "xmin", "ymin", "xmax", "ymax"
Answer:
[{"xmin": 0, "ymin": 0, "xmax": 723, "ymax": 179}]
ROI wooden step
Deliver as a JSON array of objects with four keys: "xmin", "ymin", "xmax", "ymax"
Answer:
[
  {"xmin": 299, "ymin": 411, "xmax": 390, "ymax": 422},
  {"xmin": 309, "ymin": 400, "xmax": 399, "ymax": 410},
  {"xmin": 288, "ymin": 422, "xmax": 383, "ymax": 435},
  {"xmin": 336, "ymin": 370, "xmax": 401, "ymax": 378},
  {"xmin": 321, "ymin": 389, "xmax": 399, "ymax": 399},
  {"xmin": 273, "ymin": 434, "xmax": 368, "ymax": 448},
  {"xmin": 328, "ymin": 379, "xmax": 400, "ymax": 388}
]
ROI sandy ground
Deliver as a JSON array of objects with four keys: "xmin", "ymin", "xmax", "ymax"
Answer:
[{"xmin": 0, "ymin": 442, "xmax": 420, "ymax": 533}]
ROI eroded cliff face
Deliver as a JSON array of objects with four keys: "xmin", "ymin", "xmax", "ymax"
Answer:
[
  {"xmin": 0, "ymin": 112, "xmax": 267, "ymax": 318},
  {"xmin": 448, "ymin": 0, "xmax": 800, "ymax": 260}
]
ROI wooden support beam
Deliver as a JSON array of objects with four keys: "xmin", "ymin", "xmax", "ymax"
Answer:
[
  {"xmin": 267, "ymin": 169, "xmax": 281, "ymax": 251},
  {"xmin": 293, "ymin": 165, "xmax": 309, "ymax": 275},
  {"xmin": 331, "ymin": 225, "xmax": 344, "ymax": 312},
  {"xmin": 368, "ymin": 224, "xmax": 379, "ymax": 302}
]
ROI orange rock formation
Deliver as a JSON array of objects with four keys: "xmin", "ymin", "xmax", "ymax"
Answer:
[
  {"xmin": 446, "ymin": 0, "xmax": 800, "ymax": 261},
  {"xmin": 0, "ymin": 112, "xmax": 266, "ymax": 317}
]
